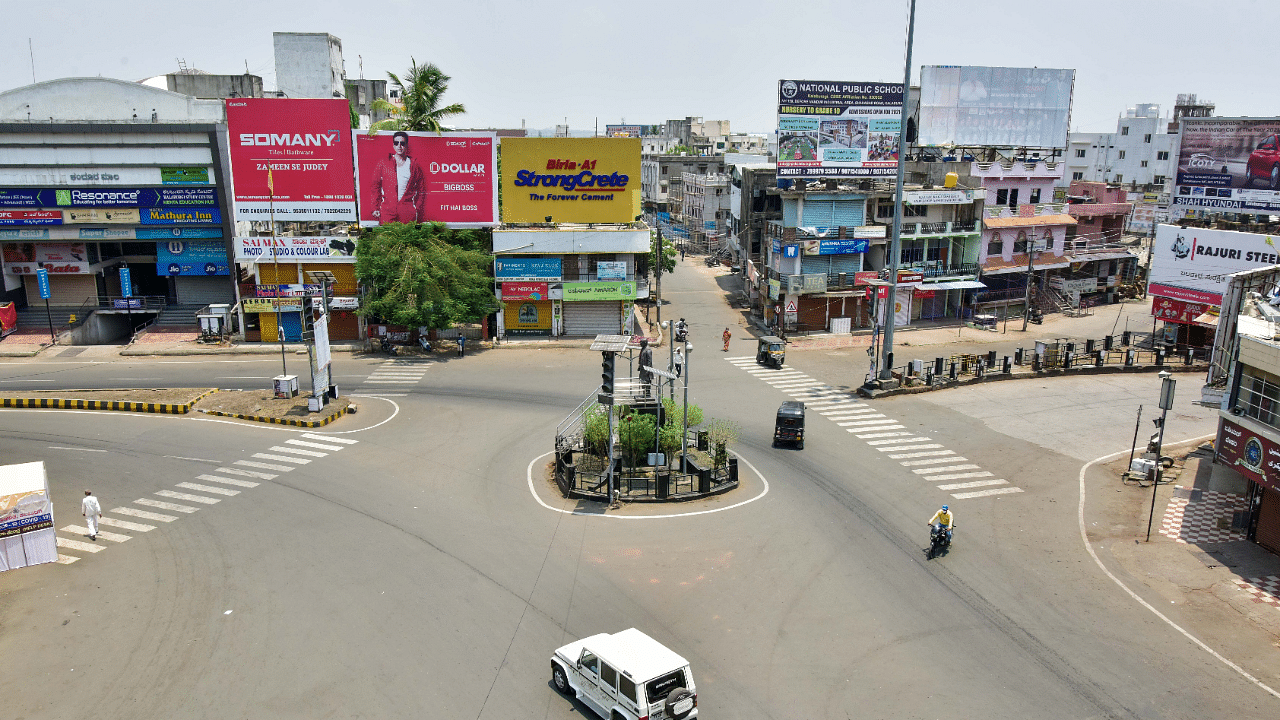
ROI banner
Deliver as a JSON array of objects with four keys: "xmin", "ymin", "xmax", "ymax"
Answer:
[
  {"xmin": 354, "ymin": 131, "xmax": 497, "ymax": 228},
  {"xmin": 500, "ymin": 138, "xmax": 641, "ymax": 223},
  {"xmin": 0, "ymin": 210, "xmax": 61, "ymax": 226},
  {"xmin": 1148, "ymin": 224, "xmax": 1280, "ymax": 305},
  {"xmin": 777, "ymin": 80, "xmax": 903, "ymax": 179},
  {"xmin": 225, "ymin": 98, "xmax": 358, "ymax": 222},
  {"xmin": 500, "ymin": 282, "xmax": 549, "ymax": 301},
  {"xmin": 561, "ymin": 281, "xmax": 636, "ymax": 302},
  {"xmin": 64, "ymin": 208, "xmax": 140, "ymax": 224},
  {"xmin": 156, "ymin": 240, "xmax": 229, "ymax": 276},
  {"xmin": 235, "ymin": 236, "xmax": 356, "ymax": 261},
  {"xmin": 1151, "ymin": 297, "xmax": 1208, "ymax": 324},
  {"xmin": 596, "ymin": 261, "xmax": 627, "ymax": 280},
  {"xmin": 917, "ymin": 66, "xmax": 1075, "ymax": 149},
  {"xmin": 1, "ymin": 242, "xmax": 89, "ymax": 274},
  {"xmin": 0, "ymin": 187, "xmax": 216, "ymax": 208},
  {"xmin": 243, "ymin": 298, "xmax": 301, "ymax": 313},
  {"xmin": 801, "ymin": 238, "xmax": 869, "ymax": 255},
  {"xmin": 504, "ymin": 300, "xmax": 552, "ymax": 335},
  {"xmin": 605, "ymin": 125, "xmax": 644, "ymax": 138},
  {"xmin": 1174, "ymin": 118, "xmax": 1280, "ymax": 214},
  {"xmin": 494, "ymin": 257, "xmax": 562, "ymax": 280}
]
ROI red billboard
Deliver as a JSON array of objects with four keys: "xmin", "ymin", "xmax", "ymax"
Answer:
[
  {"xmin": 354, "ymin": 131, "xmax": 497, "ymax": 228},
  {"xmin": 1217, "ymin": 418, "xmax": 1280, "ymax": 492},
  {"xmin": 225, "ymin": 99, "xmax": 357, "ymax": 222}
]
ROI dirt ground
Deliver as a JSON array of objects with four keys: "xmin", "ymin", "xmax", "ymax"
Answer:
[
  {"xmin": 0, "ymin": 388, "xmax": 211, "ymax": 404},
  {"xmin": 0, "ymin": 387, "xmax": 349, "ymax": 421}
]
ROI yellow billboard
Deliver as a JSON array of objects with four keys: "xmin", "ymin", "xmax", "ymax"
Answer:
[{"xmin": 500, "ymin": 138, "xmax": 640, "ymax": 224}]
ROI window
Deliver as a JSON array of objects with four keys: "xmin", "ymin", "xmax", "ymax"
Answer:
[
  {"xmin": 600, "ymin": 663, "xmax": 617, "ymax": 689},
  {"xmin": 1153, "ymin": 175, "xmax": 1166, "ymax": 185},
  {"xmin": 1144, "ymin": 133, "xmax": 1152, "ymax": 143},
  {"xmin": 1075, "ymin": 149, "xmax": 1086, "ymax": 158},
  {"xmin": 1118, "ymin": 151, "xmax": 1126, "ymax": 160},
  {"xmin": 987, "ymin": 232, "xmax": 1003, "ymax": 256},
  {"xmin": 1121, "ymin": 126, "xmax": 1129, "ymax": 136},
  {"xmin": 1008, "ymin": 188, "xmax": 1019, "ymax": 207},
  {"xmin": 1157, "ymin": 151, "xmax": 1170, "ymax": 160},
  {"xmin": 1240, "ymin": 370, "xmax": 1280, "ymax": 427},
  {"xmin": 1114, "ymin": 174, "xmax": 1123, "ymax": 183},
  {"xmin": 580, "ymin": 651, "xmax": 599, "ymax": 674},
  {"xmin": 1072, "ymin": 171, "xmax": 1084, "ymax": 180},
  {"xmin": 1014, "ymin": 231, "xmax": 1029, "ymax": 254},
  {"xmin": 1140, "ymin": 160, "xmax": 1148, "ymax": 168},
  {"xmin": 996, "ymin": 188, "xmax": 1008, "ymax": 205},
  {"xmin": 1029, "ymin": 188, "xmax": 1041, "ymax": 204},
  {"xmin": 619, "ymin": 676, "xmax": 638, "ymax": 703},
  {"xmin": 876, "ymin": 203, "xmax": 925, "ymax": 218}
]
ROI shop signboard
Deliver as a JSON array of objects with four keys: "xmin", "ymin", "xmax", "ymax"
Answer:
[
  {"xmin": 852, "ymin": 225, "xmax": 887, "ymax": 238},
  {"xmin": 500, "ymin": 138, "xmax": 641, "ymax": 223},
  {"xmin": 903, "ymin": 189, "xmax": 975, "ymax": 205},
  {"xmin": 136, "ymin": 207, "xmax": 221, "ymax": 225},
  {"xmin": 917, "ymin": 66, "xmax": 1075, "ymax": 149},
  {"xmin": 500, "ymin": 282, "xmax": 549, "ymax": 301},
  {"xmin": 255, "ymin": 283, "xmax": 322, "ymax": 298},
  {"xmin": 1151, "ymin": 297, "xmax": 1208, "ymax": 324},
  {"xmin": 854, "ymin": 271, "xmax": 880, "ymax": 285},
  {"xmin": 801, "ymin": 237, "xmax": 869, "ymax": 255},
  {"xmin": 1173, "ymin": 117, "xmax": 1280, "ymax": 214},
  {"xmin": 354, "ymin": 131, "xmax": 497, "ymax": 228},
  {"xmin": 897, "ymin": 271, "xmax": 924, "ymax": 285},
  {"xmin": 156, "ymin": 240, "xmax": 230, "ymax": 277},
  {"xmin": 776, "ymin": 79, "xmax": 903, "ymax": 179},
  {"xmin": 596, "ymin": 261, "xmax": 627, "ymax": 280},
  {"xmin": 329, "ymin": 296, "xmax": 359, "ymax": 310},
  {"xmin": 162, "ymin": 167, "xmax": 210, "ymax": 184},
  {"xmin": 561, "ymin": 281, "xmax": 636, "ymax": 302},
  {"xmin": 494, "ymin": 257, "xmax": 561, "ymax": 281},
  {"xmin": 0, "ymin": 210, "xmax": 61, "ymax": 226},
  {"xmin": 243, "ymin": 298, "xmax": 301, "ymax": 313},
  {"xmin": 234, "ymin": 236, "xmax": 356, "ymax": 261},
  {"xmin": 504, "ymin": 299, "xmax": 553, "ymax": 336},
  {"xmin": 1216, "ymin": 418, "xmax": 1280, "ymax": 492},
  {"xmin": 0, "ymin": 187, "xmax": 216, "ymax": 208},
  {"xmin": 1, "ymin": 227, "xmax": 223, "ymax": 241},
  {"xmin": 225, "ymin": 98, "xmax": 358, "ymax": 222},
  {"xmin": 64, "ymin": 208, "xmax": 140, "ymax": 224},
  {"xmin": 1, "ymin": 242, "xmax": 88, "ymax": 274},
  {"xmin": 1149, "ymin": 224, "xmax": 1280, "ymax": 305}
]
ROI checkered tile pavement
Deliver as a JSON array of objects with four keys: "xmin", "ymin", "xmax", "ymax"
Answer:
[
  {"xmin": 1233, "ymin": 576, "xmax": 1280, "ymax": 610},
  {"xmin": 1158, "ymin": 487, "xmax": 1248, "ymax": 544}
]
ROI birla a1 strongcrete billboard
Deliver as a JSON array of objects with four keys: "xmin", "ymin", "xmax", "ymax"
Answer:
[
  {"xmin": 353, "ymin": 131, "xmax": 497, "ymax": 228},
  {"xmin": 499, "ymin": 138, "xmax": 641, "ymax": 224},
  {"xmin": 1148, "ymin": 223, "xmax": 1280, "ymax": 305},
  {"xmin": 224, "ymin": 98, "xmax": 358, "ymax": 222}
]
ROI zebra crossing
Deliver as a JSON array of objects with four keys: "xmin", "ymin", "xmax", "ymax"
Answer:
[
  {"xmin": 54, "ymin": 433, "xmax": 358, "ymax": 565},
  {"xmin": 354, "ymin": 359, "xmax": 433, "ymax": 395},
  {"xmin": 726, "ymin": 356, "xmax": 1024, "ymax": 501}
]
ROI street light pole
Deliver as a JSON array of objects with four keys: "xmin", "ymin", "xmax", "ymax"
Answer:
[
  {"xmin": 1146, "ymin": 370, "xmax": 1175, "ymax": 541},
  {"xmin": 878, "ymin": 0, "xmax": 917, "ymax": 384}
]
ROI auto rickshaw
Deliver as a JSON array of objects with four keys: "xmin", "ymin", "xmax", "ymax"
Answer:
[
  {"xmin": 774, "ymin": 401, "xmax": 805, "ymax": 449},
  {"xmin": 756, "ymin": 335, "xmax": 786, "ymax": 368}
]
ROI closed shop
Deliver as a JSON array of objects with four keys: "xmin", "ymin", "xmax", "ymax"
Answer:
[
  {"xmin": 175, "ymin": 275, "xmax": 233, "ymax": 306},
  {"xmin": 327, "ymin": 310, "xmax": 359, "ymax": 341},
  {"xmin": 562, "ymin": 301, "xmax": 621, "ymax": 336},
  {"xmin": 1256, "ymin": 486, "xmax": 1280, "ymax": 555},
  {"xmin": 24, "ymin": 273, "xmax": 97, "ymax": 307}
]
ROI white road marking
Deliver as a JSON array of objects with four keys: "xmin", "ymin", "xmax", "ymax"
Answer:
[
  {"xmin": 889, "ymin": 450, "xmax": 955, "ymax": 459},
  {"xmin": 286, "ymin": 439, "xmax": 344, "ymax": 451},
  {"xmin": 98, "ymin": 516, "xmax": 155, "ymax": 532},
  {"xmin": 362, "ymin": 380, "xmax": 419, "ymax": 384},
  {"xmin": 47, "ymin": 446, "xmax": 108, "ymax": 453},
  {"xmin": 913, "ymin": 464, "xmax": 982, "ymax": 474},
  {"xmin": 57, "ymin": 537, "xmax": 104, "ymax": 553},
  {"xmin": 215, "ymin": 376, "xmax": 271, "ymax": 379},
  {"xmin": 163, "ymin": 455, "xmax": 221, "ymax": 463},
  {"xmin": 808, "ymin": 401, "xmax": 859, "ymax": 409},
  {"xmin": 196, "ymin": 474, "xmax": 259, "ymax": 488},
  {"xmin": 848, "ymin": 424, "xmax": 907, "ymax": 432},
  {"xmin": 156, "ymin": 490, "xmax": 220, "ymax": 504},
  {"xmin": 61, "ymin": 526, "xmax": 131, "ymax": 542},
  {"xmin": 137, "ymin": 498, "xmax": 200, "ymax": 512},
  {"xmin": 854, "ymin": 430, "xmax": 910, "ymax": 438},
  {"xmin": 900, "ymin": 456, "xmax": 969, "ymax": 466},
  {"xmin": 867, "ymin": 437, "xmax": 932, "ymax": 446},
  {"xmin": 216, "ymin": 466, "xmax": 276, "ymax": 480},
  {"xmin": 302, "ymin": 433, "xmax": 357, "ymax": 444},
  {"xmin": 253, "ymin": 453, "xmax": 310, "ymax": 464},
  {"xmin": 926, "ymin": 471, "xmax": 994, "ymax": 481},
  {"xmin": 878, "ymin": 443, "xmax": 944, "ymax": 452},
  {"xmin": 837, "ymin": 417, "xmax": 892, "ymax": 426},
  {"xmin": 235, "ymin": 460, "xmax": 293, "ymax": 472},
  {"xmin": 952, "ymin": 486, "xmax": 1024, "ymax": 499},
  {"xmin": 112, "ymin": 506, "xmax": 178, "ymax": 522},
  {"xmin": 350, "ymin": 393, "xmax": 406, "ymax": 397},
  {"xmin": 823, "ymin": 409, "xmax": 878, "ymax": 417},
  {"xmin": 937, "ymin": 479, "xmax": 1008, "ymax": 491},
  {"xmin": 770, "ymin": 381, "xmax": 822, "ymax": 389},
  {"xmin": 268, "ymin": 445, "xmax": 326, "ymax": 457},
  {"xmin": 176, "ymin": 482, "xmax": 240, "ymax": 497},
  {"xmin": 56, "ymin": 554, "xmax": 80, "ymax": 564}
]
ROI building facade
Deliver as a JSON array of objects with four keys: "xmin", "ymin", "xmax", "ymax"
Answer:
[{"xmin": 1063, "ymin": 103, "xmax": 1177, "ymax": 192}]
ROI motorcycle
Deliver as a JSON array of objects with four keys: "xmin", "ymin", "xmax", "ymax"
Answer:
[
  {"xmin": 1027, "ymin": 308, "xmax": 1043, "ymax": 325},
  {"xmin": 927, "ymin": 523, "xmax": 954, "ymax": 559},
  {"xmin": 380, "ymin": 337, "xmax": 399, "ymax": 356}
]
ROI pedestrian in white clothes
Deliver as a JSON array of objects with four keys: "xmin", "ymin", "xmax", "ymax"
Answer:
[
  {"xmin": 673, "ymin": 347, "xmax": 684, "ymax": 377},
  {"xmin": 82, "ymin": 489, "xmax": 101, "ymax": 540}
]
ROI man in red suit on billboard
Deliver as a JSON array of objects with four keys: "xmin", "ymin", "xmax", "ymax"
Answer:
[{"xmin": 371, "ymin": 131, "xmax": 426, "ymax": 224}]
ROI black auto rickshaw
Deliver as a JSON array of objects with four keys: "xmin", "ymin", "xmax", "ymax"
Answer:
[
  {"xmin": 756, "ymin": 335, "xmax": 786, "ymax": 369},
  {"xmin": 774, "ymin": 401, "xmax": 805, "ymax": 449}
]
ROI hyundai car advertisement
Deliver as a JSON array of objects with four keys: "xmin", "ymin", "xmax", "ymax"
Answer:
[{"xmin": 1175, "ymin": 117, "xmax": 1280, "ymax": 215}]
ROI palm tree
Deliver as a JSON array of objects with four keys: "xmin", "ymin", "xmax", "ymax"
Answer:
[{"xmin": 368, "ymin": 59, "xmax": 466, "ymax": 135}]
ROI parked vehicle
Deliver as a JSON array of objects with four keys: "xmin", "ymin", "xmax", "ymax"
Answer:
[
  {"xmin": 1246, "ymin": 134, "xmax": 1280, "ymax": 189},
  {"xmin": 551, "ymin": 628, "xmax": 697, "ymax": 720},
  {"xmin": 773, "ymin": 401, "xmax": 805, "ymax": 449},
  {"xmin": 756, "ymin": 335, "xmax": 785, "ymax": 368},
  {"xmin": 927, "ymin": 523, "xmax": 955, "ymax": 559}
]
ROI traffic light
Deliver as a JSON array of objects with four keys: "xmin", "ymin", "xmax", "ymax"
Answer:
[
  {"xmin": 601, "ymin": 352, "xmax": 616, "ymax": 394},
  {"xmin": 302, "ymin": 296, "xmax": 316, "ymax": 340}
]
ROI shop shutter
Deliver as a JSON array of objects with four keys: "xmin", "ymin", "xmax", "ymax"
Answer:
[
  {"xmin": 31, "ymin": 274, "xmax": 97, "ymax": 306},
  {"xmin": 259, "ymin": 311, "xmax": 303, "ymax": 342},
  {"xmin": 796, "ymin": 296, "xmax": 829, "ymax": 329},
  {"xmin": 800, "ymin": 255, "xmax": 831, "ymax": 276},
  {"xmin": 1256, "ymin": 487, "xmax": 1280, "ymax": 554},
  {"xmin": 829, "ymin": 254, "xmax": 863, "ymax": 275},
  {"xmin": 801, "ymin": 200, "xmax": 834, "ymax": 227},
  {"xmin": 257, "ymin": 263, "xmax": 298, "ymax": 284},
  {"xmin": 832, "ymin": 200, "xmax": 865, "ymax": 227},
  {"xmin": 175, "ymin": 276, "xmax": 234, "ymax": 305},
  {"xmin": 326, "ymin": 311, "xmax": 360, "ymax": 341},
  {"xmin": 259, "ymin": 311, "xmax": 279, "ymax": 341},
  {"xmin": 562, "ymin": 301, "xmax": 622, "ymax": 336},
  {"xmin": 301, "ymin": 263, "xmax": 358, "ymax": 295}
]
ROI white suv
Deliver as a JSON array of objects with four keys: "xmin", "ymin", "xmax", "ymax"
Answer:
[{"xmin": 551, "ymin": 628, "xmax": 697, "ymax": 720}]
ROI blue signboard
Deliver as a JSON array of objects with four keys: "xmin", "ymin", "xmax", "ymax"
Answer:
[
  {"xmin": 494, "ymin": 257, "xmax": 562, "ymax": 280},
  {"xmin": 135, "ymin": 227, "xmax": 223, "ymax": 239},
  {"xmin": 783, "ymin": 245, "xmax": 799, "ymax": 258},
  {"xmin": 0, "ymin": 187, "xmax": 218, "ymax": 208},
  {"xmin": 139, "ymin": 207, "xmax": 222, "ymax": 225},
  {"xmin": 156, "ymin": 240, "xmax": 229, "ymax": 276},
  {"xmin": 814, "ymin": 238, "xmax": 869, "ymax": 255},
  {"xmin": 119, "ymin": 267, "xmax": 132, "ymax": 297},
  {"xmin": 112, "ymin": 298, "xmax": 144, "ymax": 309},
  {"xmin": 35, "ymin": 268, "xmax": 50, "ymax": 299}
]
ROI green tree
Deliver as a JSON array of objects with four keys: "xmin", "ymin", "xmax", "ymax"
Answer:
[
  {"xmin": 584, "ymin": 404, "xmax": 611, "ymax": 458},
  {"xmin": 369, "ymin": 59, "xmax": 466, "ymax": 134},
  {"xmin": 651, "ymin": 230, "xmax": 677, "ymax": 277},
  {"xmin": 617, "ymin": 408, "xmax": 658, "ymax": 467},
  {"xmin": 705, "ymin": 418, "xmax": 741, "ymax": 471},
  {"xmin": 665, "ymin": 144, "xmax": 693, "ymax": 155},
  {"xmin": 355, "ymin": 222, "xmax": 498, "ymax": 329}
]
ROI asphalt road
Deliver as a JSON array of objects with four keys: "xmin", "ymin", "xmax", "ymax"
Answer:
[{"xmin": 0, "ymin": 259, "xmax": 1276, "ymax": 719}]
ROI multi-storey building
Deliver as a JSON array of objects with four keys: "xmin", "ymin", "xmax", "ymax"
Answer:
[
  {"xmin": 728, "ymin": 163, "xmax": 781, "ymax": 314},
  {"xmin": 681, "ymin": 173, "xmax": 731, "ymax": 253},
  {"xmin": 1063, "ymin": 103, "xmax": 1178, "ymax": 192}
]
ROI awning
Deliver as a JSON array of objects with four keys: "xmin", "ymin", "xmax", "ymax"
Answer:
[
  {"xmin": 983, "ymin": 214, "xmax": 1077, "ymax": 229},
  {"xmin": 922, "ymin": 280, "xmax": 988, "ymax": 290},
  {"xmin": 1192, "ymin": 311, "xmax": 1219, "ymax": 328},
  {"xmin": 1064, "ymin": 250, "xmax": 1136, "ymax": 263}
]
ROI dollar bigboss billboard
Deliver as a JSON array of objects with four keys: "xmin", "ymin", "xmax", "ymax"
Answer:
[
  {"xmin": 500, "ymin": 138, "xmax": 640, "ymax": 224},
  {"xmin": 354, "ymin": 131, "xmax": 497, "ymax": 228},
  {"xmin": 777, "ymin": 80, "xmax": 903, "ymax": 179}
]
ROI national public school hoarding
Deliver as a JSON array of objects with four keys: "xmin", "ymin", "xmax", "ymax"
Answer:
[
  {"xmin": 1148, "ymin": 224, "xmax": 1280, "ymax": 305},
  {"xmin": 225, "ymin": 98, "xmax": 358, "ymax": 222},
  {"xmin": 500, "ymin": 138, "xmax": 641, "ymax": 224},
  {"xmin": 917, "ymin": 66, "xmax": 1075, "ymax": 149},
  {"xmin": 354, "ymin": 132, "xmax": 497, "ymax": 228},
  {"xmin": 1174, "ymin": 117, "xmax": 1280, "ymax": 215},
  {"xmin": 776, "ymin": 80, "xmax": 903, "ymax": 179}
]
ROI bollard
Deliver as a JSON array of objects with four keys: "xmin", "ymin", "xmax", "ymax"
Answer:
[
  {"xmin": 1185, "ymin": 348, "xmax": 1194, "ymax": 366},
  {"xmin": 949, "ymin": 361, "xmax": 958, "ymax": 380},
  {"xmin": 1014, "ymin": 348, "xmax": 1024, "ymax": 365},
  {"xmin": 1085, "ymin": 339, "xmax": 1095, "ymax": 354},
  {"xmin": 1033, "ymin": 355, "xmax": 1042, "ymax": 372},
  {"xmin": 934, "ymin": 357, "xmax": 944, "ymax": 376},
  {"xmin": 986, "ymin": 350, "xmax": 997, "ymax": 366},
  {"xmin": 1104, "ymin": 335, "xmax": 1114, "ymax": 351},
  {"xmin": 1122, "ymin": 330, "xmax": 1131, "ymax": 346},
  {"xmin": 1096, "ymin": 349, "xmax": 1105, "ymax": 366},
  {"xmin": 1156, "ymin": 349, "xmax": 1165, "ymax": 366},
  {"xmin": 1064, "ymin": 351, "xmax": 1073, "ymax": 369},
  {"xmin": 1003, "ymin": 356, "xmax": 1012, "ymax": 373},
  {"xmin": 1126, "ymin": 349, "xmax": 1135, "ymax": 367}
]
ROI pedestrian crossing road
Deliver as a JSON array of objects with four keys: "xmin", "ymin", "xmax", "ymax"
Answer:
[
  {"xmin": 726, "ymin": 356, "xmax": 1025, "ymax": 502},
  {"xmin": 54, "ymin": 432, "xmax": 359, "ymax": 566},
  {"xmin": 353, "ymin": 359, "xmax": 434, "ymax": 396}
]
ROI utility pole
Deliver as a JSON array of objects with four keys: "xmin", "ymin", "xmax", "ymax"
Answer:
[
  {"xmin": 1146, "ymin": 371, "xmax": 1175, "ymax": 541},
  {"xmin": 877, "ymin": 0, "xmax": 916, "ymax": 385},
  {"xmin": 1021, "ymin": 230, "xmax": 1039, "ymax": 332}
]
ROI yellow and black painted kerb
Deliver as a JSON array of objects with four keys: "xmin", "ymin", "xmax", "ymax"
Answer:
[
  {"xmin": 199, "ymin": 405, "xmax": 351, "ymax": 428},
  {"xmin": 0, "ymin": 389, "xmax": 218, "ymax": 414}
]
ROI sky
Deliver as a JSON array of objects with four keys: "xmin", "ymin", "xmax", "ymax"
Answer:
[{"xmin": 3, "ymin": 0, "xmax": 1277, "ymax": 135}]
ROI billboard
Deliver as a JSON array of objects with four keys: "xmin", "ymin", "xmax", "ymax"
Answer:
[
  {"xmin": 156, "ymin": 240, "xmax": 229, "ymax": 276},
  {"xmin": 500, "ymin": 138, "xmax": 641, "ymax": 223},
  {"xmin": 0, "ymin": 187, "xmax": 216, "ymax": 208},
  {"xmin": 2, "ymin": 242, "xmax": 89, "ymax": 274},
  {"xmin": 225, "ymin": 98, "xmax": 358, "ymax": 222},
  {"xmin": 235, "ymin": 236, "xmax": 357, "ymax": 262},
  {"xmin": 605, "ymin": 125, "xmax": 644, "ymax": 138},
  {"xmin": 1174, "ymin": 118, "xmax": 1280, "ymax": 214},
  {"xmin": 1148, "ymin": 224, "xmax": 1280, "ymax": 305},
  {"xmin": 354, "ymin": 131, "xmax": 497, "ymax": 228},
  {"xmin": 494, "ymin": 257, "xmax": 562, "ymax": 280},
  {"xmin": 917, "ymin": 66, "xmax": 1075, "ymax": 149},
  {"xmin": 776, "ymin": 80, "xmax": 903, "ymax": 179}
]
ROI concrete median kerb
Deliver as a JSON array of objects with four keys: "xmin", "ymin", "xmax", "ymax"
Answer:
[
  {"xmin": 195, "ymin": 404, "xmax": 351, "ymax": 428},
  {"xmin": 0, "ymin": 388, "xmax": 217, "ymax": 414}
]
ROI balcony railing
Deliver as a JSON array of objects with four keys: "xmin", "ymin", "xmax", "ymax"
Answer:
[
  {"xmin": 891, "ymin": 220, "xmax": 980, "ymax": 236},
  {"xmin": 898, "ymin": 262, "xmax": 979, "ymax": 279}
]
